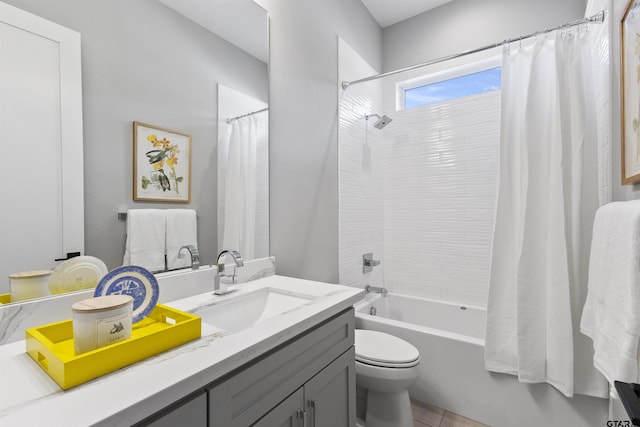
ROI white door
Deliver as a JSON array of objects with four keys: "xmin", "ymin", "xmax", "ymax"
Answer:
[{"xmin": 0, "ymin": 1, "xmax": 84, "ymax": 295}]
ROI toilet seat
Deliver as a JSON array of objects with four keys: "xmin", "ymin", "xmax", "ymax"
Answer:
[{"xmin": 355, "ymin": 329, "xmax": 420, "ymax": 368}]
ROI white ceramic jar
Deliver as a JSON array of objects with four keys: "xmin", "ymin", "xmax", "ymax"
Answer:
[
  {"xmin": 72, "ymin": 295, "xmax": 133, "ymax": 354},
  {"xmin": 9, "ymin": 270, "xmax": 53, "ymax": 302}
]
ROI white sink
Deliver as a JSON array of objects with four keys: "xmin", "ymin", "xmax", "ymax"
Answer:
[{"xmin": 190, "ymin": 287, "xmax": 315, "ymax": 333}]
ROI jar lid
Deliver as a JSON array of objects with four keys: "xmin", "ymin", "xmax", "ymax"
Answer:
[
  {"xmin": 9, "ymin": 270, "xmax": 53, "ymax": 279},
  {"xmin": 72, "ymin": 295, "xmax": 133, "ymax": 313}
]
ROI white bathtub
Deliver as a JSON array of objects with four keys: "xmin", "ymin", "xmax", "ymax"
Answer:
[
  {"xmin": 356, "ymin": 292, "xmax": 485, "ymax": 344},
  {"xmin": 354, "ymin": 292, "xmax": 607, "ymax": 427}
]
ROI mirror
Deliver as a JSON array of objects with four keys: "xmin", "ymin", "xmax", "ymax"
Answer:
[
  {"xmin": 0, "ymin": 0, "xmax": 269, "ymax": 304},
  {"xmin": 217, "ymin": 84, "xmax": 269, "ymax": 260}
]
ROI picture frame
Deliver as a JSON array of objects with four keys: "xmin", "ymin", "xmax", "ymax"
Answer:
[
  {"xmin": 133, "ymin": 121, "xmax": 191, "ymax": 202},
  {"xmin": 622, "ymin": 0, "xmax": 640, "ymax": 184}
]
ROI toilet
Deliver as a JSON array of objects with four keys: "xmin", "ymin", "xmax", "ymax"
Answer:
[{"xmin": 355, "ymin": 329, "xmax": 420, "ymax": 427}]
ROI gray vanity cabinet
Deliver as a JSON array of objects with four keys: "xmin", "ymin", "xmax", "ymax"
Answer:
[
  {"xmin": 251, "ymin": 347, "xmax": 356, "ymax": 427},
  {"xmin": 209, "ymin": 308, "xmax": 355, "ymax": 427},
  {"xmin": 136, "ymin": 308, "xmax": 355, "ymax": 427},
  {"xmin": 252, "ymin": 388, "xmax": 305, "ymax": 427},
  {"xmin": 303, "ymin": 347, "xmax": 355, "ymax": 427},
  {"xmin": 144, "ymin": 391, "xmax": 207, "ymax": 427}
]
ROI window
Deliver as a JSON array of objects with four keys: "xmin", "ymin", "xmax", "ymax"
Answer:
[{"xmin": 403, "ymin": 67, "xmax": 501, "ymax": 110}]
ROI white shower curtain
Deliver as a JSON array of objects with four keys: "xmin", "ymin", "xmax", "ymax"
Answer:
[
  {"xmin": 222, "ymin": 116, "xmax": 257, "ymax": 259},
  {"xmin": 484, "ymin": 26, "xmax": 609, "ymax": 398}
]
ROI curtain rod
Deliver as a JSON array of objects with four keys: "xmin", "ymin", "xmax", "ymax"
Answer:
[
  {"xmin": 342, "ymin": 10, "xmax": 605, "ymax": 90},
  {"xmin": 226, "ymin": 107, "xmax": 268, "ymax": 124}
]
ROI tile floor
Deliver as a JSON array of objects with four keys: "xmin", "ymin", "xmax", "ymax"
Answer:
[{"xmin": 412, "ymin": 399, "xmax": 489, "ymax": 427}]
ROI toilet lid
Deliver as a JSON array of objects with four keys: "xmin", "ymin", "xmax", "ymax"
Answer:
[{"xmin": 355, "ymin": 329, "xmax": 420, "ymax": 367}]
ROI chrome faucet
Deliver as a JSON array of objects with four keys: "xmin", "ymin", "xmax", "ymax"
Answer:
[
  {"xmin": 365, "ymin": 285, "xmax": 388, "ymax": 297},
  {"xmin": 178, "ymin": 245, "xmax": 200, "ymax": 270},
  {"xmin": 214, "ymin": 249, "xmax": 244, "ymax": 294}
]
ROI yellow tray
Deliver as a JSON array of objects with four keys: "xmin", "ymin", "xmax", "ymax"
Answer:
[
  {"xmin": 0, "ymin": 293, "xmax": 10, "ymax": 304},
  {"xmin": 25, "ymin": 304, "xmax": 201, "ymax": 390}
]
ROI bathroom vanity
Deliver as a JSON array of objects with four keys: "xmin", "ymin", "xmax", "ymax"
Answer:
[
  {"xmin": 0, "ymin": 275, "xmax": 363, "ymax": 426},
  {"xmin": 144, "ymin": 309, "xmax": 354, "ymax": 427}
]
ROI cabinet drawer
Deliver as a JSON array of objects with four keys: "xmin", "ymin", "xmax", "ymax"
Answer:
[{"xmin": 209, "ymin": 308, "xmax": 354, "ymax": 426}]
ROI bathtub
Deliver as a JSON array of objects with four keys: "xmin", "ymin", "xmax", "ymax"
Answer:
[{"xmin": 354, "ymin": 292, "xmax": 607, "ymax": 427}]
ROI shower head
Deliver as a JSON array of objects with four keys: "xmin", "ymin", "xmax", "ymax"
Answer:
[{"xmin": 365, "ymin": 113, "xmax": 393, "ymax": 129}]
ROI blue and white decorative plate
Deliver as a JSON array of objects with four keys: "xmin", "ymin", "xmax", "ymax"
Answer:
[{"xmin": 94, "ymin": 265, "xmax": 159, "ymax": 323}]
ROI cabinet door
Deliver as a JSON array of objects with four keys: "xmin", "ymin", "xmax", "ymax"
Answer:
[
  {"xmin": 305, "ymin": 346, "xmax": 356, "ymax": 427},
  {"xmin": 0, "ymin": 1, "xmax": 84, "ymax": 291},
  {"xmin": 251, "ymin": 388, "xmax": 304, "ymax": 427},
  {"xmin": 143, "ymin": 391, "xmax": 207, "ymax": 427},
  {"xmin": 208, "ymin": 309, "xmax": 354, "ymax": 426}
]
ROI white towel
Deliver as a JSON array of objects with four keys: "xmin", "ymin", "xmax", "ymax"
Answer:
[
  {"xmin": 122, "ymin": 209, "xmax": 166, "ymax": 272},
  {"xmin": 581, "ymin": 200, "xmax": 640, "ymax": 384},
  {"xmin": 165, "ymin": 209, "xmax": 198, "ymax": 270}
]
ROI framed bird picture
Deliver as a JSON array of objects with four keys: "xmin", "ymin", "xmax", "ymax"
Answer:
[{"xmin": 133, "ymin": 121, "xmax": 191, "ymax": 202}]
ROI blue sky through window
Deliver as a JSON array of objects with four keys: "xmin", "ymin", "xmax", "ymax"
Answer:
[{"xmin": 404, "ymin": 67, "xmax": 501, "ymax": 109}]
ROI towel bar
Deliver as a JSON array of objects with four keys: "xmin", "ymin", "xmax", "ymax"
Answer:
[{"xmin": 117, "ymin": 211, "xmax": 199, "ymax": 221}]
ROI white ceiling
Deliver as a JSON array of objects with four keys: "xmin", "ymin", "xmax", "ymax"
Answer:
[
  {"xmin": 157, "ymin": 0, "xmax": 268, "ymax": 63},
  {"xmin": 361, "ymin": 0, "xmax": 453, "ymax": 28}
]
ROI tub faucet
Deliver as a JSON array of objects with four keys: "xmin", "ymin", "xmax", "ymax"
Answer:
[
  {"xmin": 177, "ymin": 245, "xmax": 199, "ymax": 270},
  {"xmin": 365, "ymin": 285, "xmax": 388, "ymax": 297},
  {"xmin": 214, "ymin": 249, "xmax": 244, "ymax": 295}
]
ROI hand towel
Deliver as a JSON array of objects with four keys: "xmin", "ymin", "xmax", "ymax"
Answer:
[
  {"xmin": 122, "ymin": 209, "xmax": 166, "ymax": 272},
  {"xmin": 581, "ymin": 200, "xmax": 640, "ymax": 384},
  {"xmin": 165, "ymin": 209, "xmax": 198, "ymax": 270}
]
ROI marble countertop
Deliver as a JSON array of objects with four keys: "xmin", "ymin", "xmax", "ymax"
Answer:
[{"xmin": 0, "ymin": 275, "xmax": 363, "ymax": 427}]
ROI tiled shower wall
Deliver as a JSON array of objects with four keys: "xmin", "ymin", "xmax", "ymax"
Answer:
[
  {"xmin": 381, "ymin": 91, "xmax": 500, "ymax": 307},
  {"xmin": 338, "ymin": 38, "xmax": 384, "ymax": 289},
  {"xmin": 338, "ymin": 40, "xmax": 500, "ymax": 307}
]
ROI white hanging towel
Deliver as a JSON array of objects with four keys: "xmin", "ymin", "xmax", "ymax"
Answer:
[
  {"xmin": 123, "ymin": 209, "xmax": 166, "ymax": 272},
  {"xmin": 581, "ymin": 200, "xmax": 640, "ymax": 384},
  {"xmin": 165, "ymin": 209, "xmax": 198, "ymax": 270}
]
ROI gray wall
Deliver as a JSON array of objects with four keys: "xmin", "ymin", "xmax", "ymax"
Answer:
[
  {"xmin": 383, "ymin": 0, "xmax": 587, "ymax": 72},
  {"xmin": 256, "ymin": 0, "xmax": 382, "ymax": 283},
  {"xmin": 4, "ymin": 0, "xmax": 268, "ymax": 269}
]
